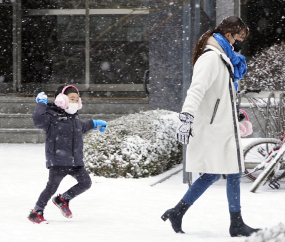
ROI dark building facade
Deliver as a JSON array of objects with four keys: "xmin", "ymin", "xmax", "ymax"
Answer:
[
  {"xmin": 0, "ymin": 0, "xmax": 149, "ymax": 98},
  {"xmin": 3, "ymin": 0, "xmax": 280, "ymax": 113}
]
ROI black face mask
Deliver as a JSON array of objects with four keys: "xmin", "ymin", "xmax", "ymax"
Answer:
[
  {"xmin": 233, "ymin": 40, "xmax": 243, "ymax": 52},
  {"xmin": 231, "ymin": 34, "xmax": 244, "ymax": 52}
]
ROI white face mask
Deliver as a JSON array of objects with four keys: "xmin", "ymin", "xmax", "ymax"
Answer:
[{"xmin": 64, "ymin": 103, "xmax": 78, "ymax": 114}]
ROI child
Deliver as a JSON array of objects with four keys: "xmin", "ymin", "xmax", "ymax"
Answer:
[{"xmin": 28, "ymin": 85, "xmax": 107, "ymax": 224}]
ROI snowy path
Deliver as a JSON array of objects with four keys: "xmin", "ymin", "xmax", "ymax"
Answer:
[{"xmin": 0, "ymin": 143, "xmax": 285, "ymax": 242}]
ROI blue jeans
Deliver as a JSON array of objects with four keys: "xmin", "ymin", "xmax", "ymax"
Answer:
[{"xmin": 182, "ymin": 173, "xmax": 242, "ymax": 213}]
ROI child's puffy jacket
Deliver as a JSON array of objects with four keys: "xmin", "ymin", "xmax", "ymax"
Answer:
[{"xmin": 33, "ymin": 102, "xmax": 94, "ymax": 168}]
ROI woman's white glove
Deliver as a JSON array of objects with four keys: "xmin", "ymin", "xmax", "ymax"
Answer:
[{"xmin": 176, "ymin": 112, "xmax": 194, "ymax": 145}]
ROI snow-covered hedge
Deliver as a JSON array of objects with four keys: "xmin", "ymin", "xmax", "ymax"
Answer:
[
  {"xmin": 245, "ymin": 223, "xmax": 285, "ymax": 242},
  {"xmin": 244, "ymin": 42, "xmax": 285, "ymax": 91},
  {"xmin": 83, "ymin": 110, "xmax": 182, "ymax": 178}
]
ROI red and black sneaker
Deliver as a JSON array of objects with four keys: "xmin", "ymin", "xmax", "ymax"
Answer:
[
  {"xmin": 52, "ymin": 194, "xmax": 73, "ymax": 218},
  {"xmin": 27, "ymin": 209, "xmax": 48, "ymax": 224}
]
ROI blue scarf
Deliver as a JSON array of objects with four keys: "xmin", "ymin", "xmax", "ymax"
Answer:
[{"xmin": 213, "ymin": 33, "xmax": 247, "ymax": 91}]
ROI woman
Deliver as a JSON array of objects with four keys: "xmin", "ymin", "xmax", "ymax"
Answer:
[{"xmin": 161, "ymin": 16, "xmax": 260, "ymax": 237}]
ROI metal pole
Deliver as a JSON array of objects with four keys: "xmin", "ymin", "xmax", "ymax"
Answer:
[
  {"xmin": 195, "ymin": 0, "xmax": 200, "ymax": 41},
  {"xmin": 85, "ymin": 0, "xmax": 90, "ymax": 90},
  {"xmin": 234, "ymin": 0, "xmax": 240, "ymax": 17},
  {"xmin": 204, "ymin": 0, "xmax": 216, "ymax": 29},
  {"xmin": 182, "ymin": 1, "xmax": 191, "ymax": 184},
  {"xmin": 265, "ymin": 92, "xmax": 275, "ymax": 138},
  {"xmin": 182, "ymin": 0, "xmax": 201, "ymax": 184},
  {"xmin": 182, "ymin": 0, "xmax": 216, "ymax": 184},
  {"xmin": 12, "ymin": 0, "xmax": 17, "ymax": 92},
  {"xmin": 278, "ymin": 93, "xmax": 283, "ymax": 135},
  {"xmin": 17, "ymin": 0, "xmax": 21, "ymax": 91}
]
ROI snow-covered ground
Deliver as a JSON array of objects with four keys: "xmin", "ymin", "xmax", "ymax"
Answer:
[{"xmin": 1, "ymin": 141, "xmax": 285, "ymax": 242}]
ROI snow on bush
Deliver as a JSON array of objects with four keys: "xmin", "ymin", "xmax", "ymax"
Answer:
[
  {"xmin": 83, "ymin": 110, "xmax": 182, "ymax": 178},
  {"xmin": 243, "ymin": 42, "xmax": 285, "ymax": 91},
  {"xmin": 245, "ymin": 223, "xmax": 285, "ymax": 242}
]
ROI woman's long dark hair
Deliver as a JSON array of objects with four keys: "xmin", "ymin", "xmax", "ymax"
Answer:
[{"xmin": 192, "ymin": 16, "xmax": 249, "ymax": 66}]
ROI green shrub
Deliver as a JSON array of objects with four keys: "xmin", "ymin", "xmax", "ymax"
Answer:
[{"xmin": 83, "ymin": 110, "xmax": 183, "ymax": 178}]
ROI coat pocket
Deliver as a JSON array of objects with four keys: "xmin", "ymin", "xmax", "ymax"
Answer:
[{"xmin": 210, "ymin": 99, "xmax": 220, "ymax": 124}]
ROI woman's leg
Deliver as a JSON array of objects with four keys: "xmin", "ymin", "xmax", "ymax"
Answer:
[
  {"xmin": 162, "ymin": 173, "xmax": 221, "ymax": 233},
  {"xmin": 182, "ymin": 173, "xmax": 221, "ymax": 205},
  {"xmin": 227, "ymin": 172, "xmax": 260, "ymax": 237},
  {"xmin": 34, "ymin": 167, "xmax": 68, "ymax": 211},
  {"xmin": 226, "ymin": 172, "xmax": 242, "ymax": 212}
]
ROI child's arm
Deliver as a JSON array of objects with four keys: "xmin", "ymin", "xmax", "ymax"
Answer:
[
  {"xmin": 32, "ymin": 92, "xmax": 51, "ymax": 131},
  {"xmin": 80, "ymin": 120, "xmax": 108, "ymax": 134},
  {"xmin": 80, "ymin": 120, "xmax": 96, "ymax": 134}
]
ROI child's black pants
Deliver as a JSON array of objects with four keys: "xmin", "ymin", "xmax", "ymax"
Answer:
[{"xmin": 35, "ymin": 166, "xmax": 92, "ymax": 210}]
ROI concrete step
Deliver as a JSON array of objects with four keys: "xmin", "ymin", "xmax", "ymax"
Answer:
[
  {"xmin": 0, "ymin": 97, "xmax": 149, "ymax": 143},
  {"xmin": 0, "ymin": 129, "xmax": 45, "ymax": 143},
  {"xmin": 0, "ymin": 113, "xmax": 122, "ymax": 129},
  {"xmin": 0, "ymin": 97, "xmax": 149, "ymax": 114},
  {"xmin": 0, "ymin": 125, "xmax": 115, "ymax": 143}
]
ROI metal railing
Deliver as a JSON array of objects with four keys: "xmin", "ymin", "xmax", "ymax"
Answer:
[{"xmin": 241, "ymin": 91, "xmax": 285, "ymax": 138}]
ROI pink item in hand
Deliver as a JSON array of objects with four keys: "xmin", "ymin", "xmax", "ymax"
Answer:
[
  {"xmin": 239, "ymin": 122, "xmax": 247, "ymax": 136},
  {"xmin": 239, "ymin": 109, "xmax": 253, "ymax": 137},
  {"xmin": 242, "ymin": 121, "xmax": 253, "ymax": 136}
]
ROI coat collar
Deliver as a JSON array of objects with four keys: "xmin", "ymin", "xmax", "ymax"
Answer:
[
  {"xmin": 47, "ymin": 103, "xmax": 65, "ymax": 113},
  {"xmin": 205, "ymin": 36, "xmax": 234, "ymax": 72},
  {"xmin": 47, "ymin": 103, "xmax": 79, "ymax": 117}
]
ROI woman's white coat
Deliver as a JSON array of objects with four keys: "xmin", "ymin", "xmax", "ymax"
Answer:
[{"xmin": 182, "ymin": 37, "xmax": 244, "ymax": 174}]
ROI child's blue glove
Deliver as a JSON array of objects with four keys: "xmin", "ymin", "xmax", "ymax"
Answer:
[
  {"xmin": 36, "ymin": 92, "xmax": 48, "ymax": 104},
  {"xmin": 93, "ymin": 120, "xmax": 107, "ymax": 133}
]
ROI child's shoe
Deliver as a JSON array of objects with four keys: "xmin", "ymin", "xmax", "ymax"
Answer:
[
  {"xmin": 52, "ymin": 194, "xmax": 73, "ymax": 218},
  {"xmin": 27, "ymin": 209, "xmax": 48, "ymax": 224}
]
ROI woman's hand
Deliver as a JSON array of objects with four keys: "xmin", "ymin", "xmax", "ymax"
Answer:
[{"xmin": 176, "ymin": 112, "xmax": 194, "ymax": 144}]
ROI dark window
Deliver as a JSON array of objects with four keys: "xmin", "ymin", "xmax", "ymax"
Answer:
[
  {"xmin": 0, "ymin": 5, "xmax": 13, "ymax": 83},
  {"xmin": 89, "ymin": 14, "xmax": 149, "ymax": 84},
  {"xmin": 22, "ymin": 15, "xmax": 86, "ymax": 84}
]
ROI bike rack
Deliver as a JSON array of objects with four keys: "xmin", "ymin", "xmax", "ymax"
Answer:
[
  {"xmin": 244, "ymin": 91, "xmax": 285, "ymax": 139},
  {"xmin": 265, "ymin": 92, "xmax": 275, "ymax": 138},
  {"xmin": 278, "ymin": 93, "xmax": 285, "ymax": 137}
]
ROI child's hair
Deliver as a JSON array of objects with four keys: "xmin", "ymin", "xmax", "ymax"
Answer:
[
  {"xmin": 192, "ymin": 16, "xmax": 249, "ymax": 66},
  {"xmin": 54, "ymin": 85, "xmax": 79, "ymax": 98}
]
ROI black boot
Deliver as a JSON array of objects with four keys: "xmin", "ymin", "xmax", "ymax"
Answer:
[
  {"xmin": 230, "ymin": 211, "xmax": 261, "ymax": 237},
  {"xmin": 161, "ymin": 200, "xmax": 190, "ymax": 233}
]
